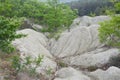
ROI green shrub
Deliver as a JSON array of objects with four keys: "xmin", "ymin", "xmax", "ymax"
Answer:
[
  {"xmin": 0, "ymin": 16, "xmax": 24, "ymax": 53},
  {"xmin": 99, "ymin": 2, "xmax": 120, "ymax": 47},
  {"xmin": 12, "ymin": 55, "xmax": 44, "ymax": 77},
  {"xmin": 43, "ymin": 0, "xmax": 77, "ymax": 33}
]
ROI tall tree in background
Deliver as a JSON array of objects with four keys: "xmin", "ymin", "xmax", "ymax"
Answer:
[{"xmin": 67, "ymin": 0, "xmax": 119, "ymax": 16}]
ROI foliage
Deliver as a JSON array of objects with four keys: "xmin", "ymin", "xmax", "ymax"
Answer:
[
  {"xmin": 0, "ymin": 0, "xmax": 77, "ymax": 37},
  {"xmin": 89, "ymin": 12, "xmax": 96, "ymax": 17},
  {"xmin": 46, "ymin": 67, "xmax": 53, "ymax": 75},
  {"xmin": 12, "ymin": 55, "xmax": 21, "ymax": 72},
  {"xmin": 99, "ymin": 2, "xmax": 120, "ymax": 47},
  {"xmin": 12, "ymin": 55, "xmax": 44, "ymax": 77},
  {"xmin": 0, "ymin": 0, "xmax": 46, "ymax": 23},
  {"xmin": 67, "ymin": 0, "xmax": 120, "ymax": 16},
  {"xmin": 42, "ymin": 0, "xmax": 77, "ymax": 33},
  {"xmin": 0, "ymin": 16, "xmax": 25, "ymax": 53}
]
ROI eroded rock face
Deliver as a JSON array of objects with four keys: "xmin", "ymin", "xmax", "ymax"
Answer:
[
  {"xmin": 54, "ymin": 67, "xmax": 91, "ymax": 80},
  {"xmin": 62, "ymin": 48, "xmax": 120, "ymax": 68},
  {"xmin": 12, "ymin": 29, "xmax": 57, "ymax": 79},
  {"xmin": 90, "ymin": 66, "xmax": 120, "ymax": 80},
  {"xmin": 12, "ymin": 29, "xmax": 51, "ymax": 58},
  {"xmin": 50, "ymin": 16, "xmax": 120, "ymax": 69},
  {"xmin": 51, "ymin": 16, "xmax": 111, "ymax": 58},
  {"xmin": 10, "ymin": 16, "xmax": 120, "ymax": 80},
  {"xmin": 51, "ymin": 24, "xmax": 102, "ymax": 58},
  {"xmin": 71, "ymin": 16, "xmax": 110, "ymax": 27}
]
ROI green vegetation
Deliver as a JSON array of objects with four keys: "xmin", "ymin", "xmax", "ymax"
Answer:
[
  {"xmin": 0, "ymin": 0, "xmax": 77, "ymax": 34},
  {"xmin": 99, "ymin": 2, "xmax": 120, "ymax": 47},
  {"xmin": 67, "ymin": 0, "xmax": 120, "ymax": 16},
  {"xmin": 42, "ymin": 0, "xmax": 77, "ymax": 33},
  {"xmin": 0, "ymin": 0, "xmax": 45, "ymax": 21},
  {"xmin": 12, "ymin": 55, "xmax": 44, "ymax": 76},
  {"xmin": 0, "ymin": 16, "xmax": 25, "ymax": 53}
]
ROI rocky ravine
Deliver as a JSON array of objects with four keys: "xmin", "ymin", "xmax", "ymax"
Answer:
[{"xmin": 10, "ymin": 16, "xmax": 120, "ymax": 80}]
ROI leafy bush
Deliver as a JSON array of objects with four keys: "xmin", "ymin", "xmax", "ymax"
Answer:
[
  {"xmin": 12, "ymin": 55, "xmax": 44, "ymax": 77},
  {"xmin": 99, "ymin": 2, "xmax": 120, "ymax": 47},
  {"xmin": 0, "ymin": 16, "xmax": 24, "ymax": 53},
  {"xmin": 43, "ymin": 0, "xmax": 77, "ymax": 33}
]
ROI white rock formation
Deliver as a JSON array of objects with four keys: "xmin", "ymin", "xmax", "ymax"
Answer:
[
  {"xmin": 12, "ymin": 29, "xmax": 51, "ymax": 58},
  {"xmin": 11, "ymin": 16, "xmax": 120, "ymax": 80},
  {"xmin": 63, "ymin": 48, "xmax": 120, "ymax": 68},
  {"xmin": 71, "ymin": 16, "xmax": 110, "ymax": 27},
  {"xmin": 51, "ymin": 24, "xmax": 102, "ymax": 58},
  {"xmin": 12, "ymin": 29, "xmax": 57, "ymax": 76},
  {"xmin": 90, "ymin": 66, "xmax": 120, "ymax": 80},
  {"xmin": 54, "ymin": 67, "xmax": 91, "ymax": 80},
  {"xmin": 50, "ymin": 16, "xmax": 119, "ymax": 69}
]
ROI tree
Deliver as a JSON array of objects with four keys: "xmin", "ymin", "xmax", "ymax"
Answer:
[
  {"xmin": 42, "ymin": 0, "xmax": 77, "ymax": 33},
  {"xmin": 0, "ymin": 16, "xmax": 24, "ymax": 53},
  {"xmin": 0, "ymin": 0, "xmax": 46, "ymax": 23},
  {"xmin": 0, "ymin": 0, "xmax": 77, "ymax": 38},
  {"xmin": 99, "ymin": 2, "xmax": 120, "ymax": 47}
]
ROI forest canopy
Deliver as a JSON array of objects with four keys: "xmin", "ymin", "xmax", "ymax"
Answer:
[
  {"xmin": 0, "ymin": 0, "xmax": 77, "ymax": 33},
  {"xmin": 66, "ymin": 0, "xmax": 120, "ymax": 16}
]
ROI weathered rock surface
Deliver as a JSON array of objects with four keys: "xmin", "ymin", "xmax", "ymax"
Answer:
[
  {"xmin": 13, "ymin": 29, "xmax": 51, "ymax": 58},
  {"xmin": 54, "ymin": 67, "xmax": 91, "ymax": 80},
  {"xmin": 63, "ymin": 48, "xmax": 120, "ymax": 68},
  {"xmin": 50, "ymin": 16, "xmax": 120, "ymax": 69},
  {"xmin": 71, "ymin": 16, "xmax": 110, "ymax": 27},
  {"xmin": 90, "ymin": 66, "xmax": 120, "ymax": 80},
  {"xmin": 16, "ymin": 72, "xmax": 38, "ymax": 80},
  {"xmin": 51, "ymin": 24, "xmax": 102, "ymax": 58},
  {"xmin": 12, "ymin": 29, "xmax": 57, "ymax": 78},
  {"xmin": 10, "ymin": 16, "xmax": 120, "ymax": 80},
  {"xmin": 51, "ymin": 16, "xmax": 111, "ymax": 58}
]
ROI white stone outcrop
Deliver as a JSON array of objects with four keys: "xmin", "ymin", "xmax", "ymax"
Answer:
[
  {"xmin": 54, "ymin": 67, "xmax": 91, "ymax": 80},
  {"xmin": 12, "ymin": 29, "xmax": 57, "ymax": 77},
  {"xmin": 50, "ymin": 16, "xmax": 119, "ymax": 69},
  {"xmin": 90, "ymin": 66, "xmax": 120, "ymax": 80},
  {"xmin": 13, "ymin": 29, "xmax": 51, "ymax": 58},
  {"xmin": 51, "ymin": 24, "xmax": 102, "ymax": 58},
  {"xmin": 10, "ymin": 16, "xmax": 120, "ymax": 80},
  {"xmin": 63, "ymin": 48, "xmax": 120, "ymax": 68},
  {"xmin": 71, "ymin": 16, "xmax": 110, "ymax": 27}
]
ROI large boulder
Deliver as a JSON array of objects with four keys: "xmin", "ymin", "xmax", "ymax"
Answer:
[
  {"xmin": 90, "ymin": 66, "xmax": 120, "ymax": 80},
  {"xmin": 12, "ymin": 29, "xmax": 51, "ymax": 58},
  {"xmin": 51, "ymin": 24, "xmax": 102, "ymax": 58},
  {"xmin": 62, "ymin": 48, "xmax": 120, "ymax": 68},
  {"xmin": 12, "ymin": 29, "xmax": 57, "ymax": 78},
  {"xmin": 54, "ymin": 67, "xmax": 91, "ymax": 80}
]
